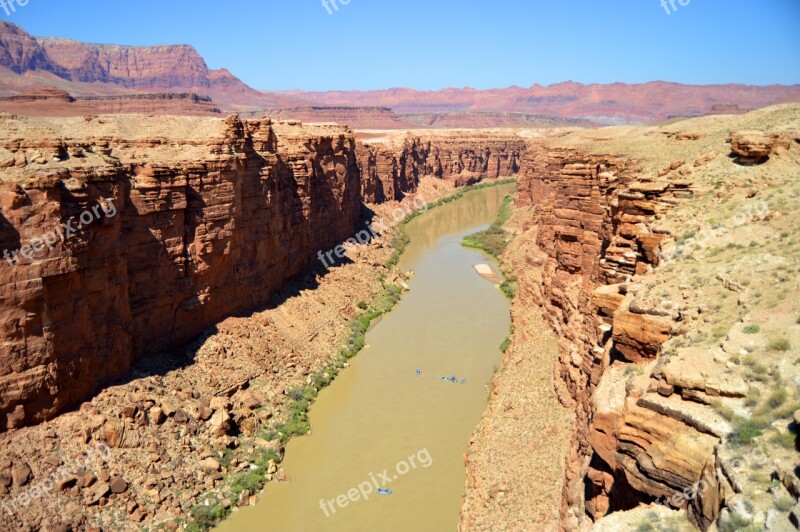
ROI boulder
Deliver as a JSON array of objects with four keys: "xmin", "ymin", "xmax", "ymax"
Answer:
[
  {"xmin": 148, "ymin": 406, "xmax": 165, "ymax": 425},
  {"xmin": 11, "ymin": 463, "xmax": 31, "ymax": 487},
  {"xmin": 729, "ymin": 130, "xmax": 791, "ymax": 163},
  {"xmin": 611, "ymin": 310, "xmax": 672, "ymax": 363},
  {"xmin": 207, "ymin": 409, "xmax": 231, "ymax": 438},
  {"xmin": 84, "ymin": 483, "xmax": 111, "ymax": 506},
  {"xmin": 109, "ymin": 476, "xmax": 128, "ymax": 494},
  {"xmin": 199, "ymin": 457, "xmax": 220, "ymax": 473}
]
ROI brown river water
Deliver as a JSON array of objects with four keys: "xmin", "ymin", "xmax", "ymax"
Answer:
[{"xmin": 217, "ymin": 183, "xmax": 515, "ymax": 531}]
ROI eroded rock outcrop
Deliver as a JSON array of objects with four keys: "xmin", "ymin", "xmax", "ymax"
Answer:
[
  {"xmin": 509, "ymin": 146, "xmax": 705, "ymax": 529},
  {"xmin": 728, "ymin": 130, "xmax": 792, "ymax": 164}
]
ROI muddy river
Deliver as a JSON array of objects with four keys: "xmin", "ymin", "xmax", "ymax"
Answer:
[{"xmin": 218, "ymin": 183, "xmax": 515, "ymax": 531}]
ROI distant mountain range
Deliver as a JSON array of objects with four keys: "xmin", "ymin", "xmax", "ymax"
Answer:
[{"xmin": 2, "ymin": 21, "xmax": 799, "ymax": 128}]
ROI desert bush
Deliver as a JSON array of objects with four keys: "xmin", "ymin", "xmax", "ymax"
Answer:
[
  {"xmin": 730, "ymin": 416, "xmax": 766, "ymax": 446},
  {"xmin": 776, "ymin": 494, "xmax": 796, "ymax": 512},
  {"xmin": 768, "ymin": 338, "xmax": 791, "ymax": 352}
]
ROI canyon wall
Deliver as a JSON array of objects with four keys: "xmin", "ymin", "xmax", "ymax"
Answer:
[
  {"xmin": 357, "ymin": 132, "xmax": 525, "ymax": 202},
  {"xmin": 0, "ymin": 115, "xmax": 362, "ymax": 431},
  {"xmin": 513, "ymin": 146, "xmax": 733, "ymax": 529},
  {"xmin": 0, "ymin": 87, "xmax": 223, "ymax": 116},
  {"xmin": 263, "ymin": 107, "xmax": 411, "ymax": 130}
]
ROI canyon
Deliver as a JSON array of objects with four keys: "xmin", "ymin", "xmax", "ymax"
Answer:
[
  {"xmin": 0, "ymin": 100, "xmax": 798, "ymax": 532},
  {"xmin": 0, "ymin": 114, "xmax": 529, "ymax": 432}
]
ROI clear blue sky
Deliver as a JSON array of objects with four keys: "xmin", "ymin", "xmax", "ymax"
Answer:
[{"xmin": 5, "ymin": 0, "xmax": 800, "ymax": 91}]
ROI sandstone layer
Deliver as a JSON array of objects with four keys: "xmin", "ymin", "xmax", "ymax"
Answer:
[
  {"xmin": 356, "ymin": 130, "xmax": 524, "ymax": 202},
  {"xmin": 0, "ymin": 87, "xmax": 222, "ymax": 116}
]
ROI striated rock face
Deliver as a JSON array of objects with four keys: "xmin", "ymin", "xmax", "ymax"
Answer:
[
  {"xmin": 511, "ymin": 147, "xmax": 701, "ymax": 528},
  {"xmin": 0, "ymin": 22, "xmax": 68, "ymax": 77},
  {"xmin": 0, "ymin": 22, "xmax": 307, "ymax": 110},
  {"xmin": 356, "ymin": 141, "xmax": 407, "ymax": 203},
  {"xmin": 36, "ymin": 38, "xmax": 244, "ymax": 92},
  {"xmin": 0, "ymin": 115, "xmax": 362, "ymax": 431},
  {"xmin": 0, "ymin": 88, "xmax": 222, "ymax": 116},
  {"xmin": 356, "ymin": 131, "xmax": 525, "ymax": 202},
  {"xmin": 0, "ymin": 21, "xmax": 244, "ymax": 94}
]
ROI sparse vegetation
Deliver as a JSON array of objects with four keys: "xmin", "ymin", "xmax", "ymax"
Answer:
[
  {"xmin": 765, "ymin": 387, "xmax": 788, "ymax": 410},
  {"xmin": 718, "ymin": 510, "xmax": 753, "ymax": 532},
  {"xmin": 189, "ymin": 502, "xmax": 229, "ymax": 532},
  {"xmin": 768, "ymin": 338, "xmax": 791, "ymax": 352},
  {"xmin": 743, "ymin": 324, "xmax": 760, "ymax": 334},
  {"xmin": 770, "ymin": 430, "xmax": 797, "ymax": 450},
  {"xmin": 462, "ymin": 193, "xmax": 514, "ymax": 257},
  {"xmin": 775, "ymin": 494, "xmax": 796, "ymax": 512},
  {"xmin": 745, "ymin": 388, "xmax": 761, "ymax": 407},
  {"xmin": 730, "ymin": 416, "xmax": 766, "ymax": 446},
  {"xmin": 500, "ymin": 336, "xmax": 511, "ymax": 353},
  {"xmin": 712, "ymin": 400, "xmax": 736, "ymax": 422}
]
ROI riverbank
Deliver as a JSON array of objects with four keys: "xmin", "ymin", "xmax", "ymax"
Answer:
[{"xmin": 459, "ymin": 202, "xmax": 574, "ymax": 532}]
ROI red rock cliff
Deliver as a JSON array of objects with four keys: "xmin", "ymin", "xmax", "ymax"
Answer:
[
  {"xmin": 357, "ymin": 131, "xmax": 525, "ymax": 202},
  {"xmin": 513, "ymin": 146, "xmax": 709, "ymax": 528},
  {"xmin": 0, "ymin": 115, "xmax": 362, "ymax": 431}
]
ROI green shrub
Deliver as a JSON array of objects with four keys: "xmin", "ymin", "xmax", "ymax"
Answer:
[
  {"xmin": 189, "ymin": 501, "xmax": 230, "ymax": 531},
  {"xmin": 679, "ymin": 230, "xmax": 697, "ymax": 244},
  {"xmin": 730, "ymin": 416, "xmax": 766, "ymax": 446},
  {"xmin": 499, "ymin": 276, "xmax": 517, "ymax": 300},
  {"xmin": 743, "ymin": 324, "xmax": 761, "ymax": 334},
  {"xmin": 499, "ymin": 336, "xmax": 510, "ymax": 353},
  {"xmin": 230, "ymin": 470, "xmax": 265, "ymax": 497},
  {"xmin": 712, "ymin": 326, "xmax": 729, "ymax": 339}
]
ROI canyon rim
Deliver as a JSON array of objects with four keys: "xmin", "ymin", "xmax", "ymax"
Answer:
[{"xmin": 1, "ymin": 2, "xmax": 799, "ymax": 532}]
